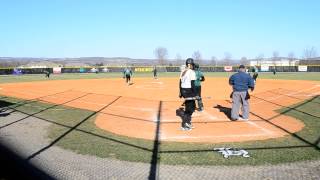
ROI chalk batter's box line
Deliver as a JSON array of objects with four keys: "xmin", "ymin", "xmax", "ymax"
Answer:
[{"xmin": 160, "ymin": 132, "xmax": 271, "ymax": 140}]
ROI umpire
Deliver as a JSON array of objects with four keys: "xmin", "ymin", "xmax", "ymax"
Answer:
[
  {"xmin": 229, "ymin": 65, "xmax": 255, "ymax": 121},
  {"xmin": 179, "ymin": 58, "xmax": 196, "ymax": 131}
]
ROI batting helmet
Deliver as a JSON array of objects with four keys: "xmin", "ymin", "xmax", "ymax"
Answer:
[{"xmin": 185, "ymin": 58, "xmax": 194, "ymax": 66}]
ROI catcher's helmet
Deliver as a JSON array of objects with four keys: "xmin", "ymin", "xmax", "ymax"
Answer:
[{"xmin": 185, "ymin": 58, "xmax": 194, "ymax": 66}]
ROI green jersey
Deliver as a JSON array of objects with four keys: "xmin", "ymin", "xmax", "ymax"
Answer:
[
  {"xmin": 123, "ymin": 68, "xmax": 132, "ymax": 76},
  {"xmin": 195, "ymin": 70, "xmax": 204, "ymax": 87}
]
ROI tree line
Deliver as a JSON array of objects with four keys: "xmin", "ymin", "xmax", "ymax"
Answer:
[{"xmin": 154, "ymin": 46, "xmax": 318, "ymax": 66}]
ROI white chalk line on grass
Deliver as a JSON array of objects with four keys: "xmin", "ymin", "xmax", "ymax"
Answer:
[{"xmin": 252, "ymin": 85, "xmax": 319, "ymax": 105}]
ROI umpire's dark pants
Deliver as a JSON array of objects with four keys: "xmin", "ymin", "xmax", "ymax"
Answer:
[{"xmin": 181, "ymin": 88, "xmax": 195, "ymax": 127}]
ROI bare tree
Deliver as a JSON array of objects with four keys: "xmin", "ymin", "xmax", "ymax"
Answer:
[
  {"xmin": 256, "ymin": 53, "xmax": 264, "ymax": 66},
  {"xmin": 211, "ymin": 56, "xmax": 218, "ymax": 66},
  {"xmin": 192, "ymin": 50, "xmax": 202, "ymax": 64},
  {"xmin": 240, "ymin": 57, "xmax": 248, "ymax": 66},
  {"xmin": 303, "ymin": 46, "xmax": 317, "ymax": 59},
  {"xmin": 223, "ymin": 52, "xmax": 232, "ymax": 65},
  {"xmin": 176, "ymin": 53, "xmax": 183, "ymax": 65},
  {"xmin": 273, "ymin": 51, "xmax": 280, "ymax": 59},
  {"xmin": 288, "ymin": 52, "xmax": 295, "ymax": 66},
  {"xmin": 154, "ymin": 47, "xmax": 168, "ymax": 65},
  {"xmin": 272, "ymin": 51, "xmax": 280, "ymax": 66}
]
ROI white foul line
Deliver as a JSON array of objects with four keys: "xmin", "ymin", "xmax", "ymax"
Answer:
[
  {"xmin": 246, "ymin": 121, "xmax": 273, "ymax": 135},
  {"xmin": 252, "ymin": 85, "xmax": 319, "ymax": 105}
]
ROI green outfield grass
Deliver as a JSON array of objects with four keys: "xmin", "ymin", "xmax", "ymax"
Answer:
[
  {"xmin": 0, "ymin": 72, "xmax": 319, "ymax": 84},
  {"xmin": 1, "ymin": 94, "xmax": 319, "ymax": 165}
]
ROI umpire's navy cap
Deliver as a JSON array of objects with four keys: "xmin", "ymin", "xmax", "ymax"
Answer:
[{"xmin": 239, "ymin": 65, "xmax": 245, "ymax": 69}]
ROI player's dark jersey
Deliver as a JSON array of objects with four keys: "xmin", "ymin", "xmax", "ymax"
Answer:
[{"xmin": 252, "ymin": 72, "xmax": 258, "ymax": 80}]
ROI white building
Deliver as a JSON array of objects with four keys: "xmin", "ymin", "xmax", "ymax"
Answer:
[
  {"xmin": 18, "ymin": 61, "xmax": 63, "ymax": 68},
  {"xmin": 250, "ymin": 58, "xmax": 299, "ymax": 66}
]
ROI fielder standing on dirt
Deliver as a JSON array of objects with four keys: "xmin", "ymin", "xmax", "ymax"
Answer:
[
  {"xmin": 194, "ymin": 63, "xmax": 205, "ymax": 111},
  {"xmin": 123, "ymin": 67, "xmax": 133, "ymax": 85},
  {"xmin": 153, "ymin": 66, "xmax": 158, "ymax": 79},
  {"xmin": 44, "ymin": 68, "xmax": 51, "ymax": 78},
  {"xmin": 252, "ymin": 66, "xmax": 258, "ymax": 84},
  {"xmin": 179, "ymin": 58, "xmax": 196, "ymax": 131},
  {"xmin": 229, "ymin": 65, "xmax": 255, "ymax": 121}
]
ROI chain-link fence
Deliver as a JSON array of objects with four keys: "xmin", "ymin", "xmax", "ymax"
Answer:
[{"xmin": 1, "ymin": 65, "xmax": 320, "ymax": 75}]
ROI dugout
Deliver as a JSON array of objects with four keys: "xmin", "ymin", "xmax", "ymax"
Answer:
[
  {"xmin": 0, "ymin": 68, "xmax": 14, "ymax": 75},
  {"xmin": 16, "ymin": 68, "xmax": 52, "ymax": 74}
]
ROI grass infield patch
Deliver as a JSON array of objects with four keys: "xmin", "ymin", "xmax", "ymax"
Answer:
[{"xmin": 1, "ymin": 95, "xmax": 319, "ymax": 166}]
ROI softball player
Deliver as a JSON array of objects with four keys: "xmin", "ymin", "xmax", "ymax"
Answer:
[
  {"xmin": 44, "ymin": 68, "xmax": 51, "ymax": 78},
  {"xmin": 252, "ymin": 67, "xmax": 258, "ymax": 84},
  {"xmin": 179, "ymin": 58, "xmax": 196, "ymax": 131},
  {"xmin": 123, "ymin": 67, "xmax": 133, "ymax": 85},
  {"xmin": 153, "ymin": 66, "xmax": 158, "ymax": 79},
  {"xmin": 194, "ymin": 63, "xmax": 205, "ymax": 111}
]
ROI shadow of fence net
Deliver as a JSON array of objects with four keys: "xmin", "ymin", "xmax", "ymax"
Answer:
[{"xmin": 0, "ymin": 90, "xmax": 319, "ymax": 179}]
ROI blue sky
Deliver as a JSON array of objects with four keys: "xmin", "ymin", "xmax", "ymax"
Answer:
[{"xmin": 0, "ymin": 0, "xmax": 319, "ymax": 59}]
